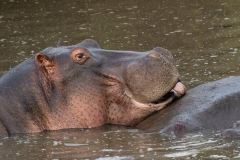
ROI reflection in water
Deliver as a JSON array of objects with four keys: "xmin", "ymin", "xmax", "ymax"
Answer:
[{"xmin": 1, "ymin": 0, "xmax": 240, "ymax": 159}]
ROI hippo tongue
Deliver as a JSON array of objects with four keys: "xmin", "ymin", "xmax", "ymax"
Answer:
[
  {"xmin": 172, "ymin": 82, "xmax": 186, "ymax": 96},
  {"xmin": 151, "ymin": 82, "xmax": 186, "ymax": 104}
]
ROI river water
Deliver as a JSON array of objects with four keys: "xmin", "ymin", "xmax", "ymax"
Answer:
[{"xmin": 0, "ymin": 0, "xmax": 240, "ymax": 159}]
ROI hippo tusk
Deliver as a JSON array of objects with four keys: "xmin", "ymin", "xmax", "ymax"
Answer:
[
  {"xmin": 57, "ymin": 38, "xmax": 63, "ymax": 47},
  {"xmin": 170, "ymin": 89, "xmax": 182, "ymax": 99},
  {"xmin": 171, "ymin": 82, "xmax": 186, "ymax": 99}
]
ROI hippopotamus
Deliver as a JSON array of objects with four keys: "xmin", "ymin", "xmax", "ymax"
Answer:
[
  {"xmin": 137, "ymin": 76, "xmax": 240, "ymax": 138},
  {"xmin": 0, "ymin": 39, "xmax": 185, "ymax": 137}
]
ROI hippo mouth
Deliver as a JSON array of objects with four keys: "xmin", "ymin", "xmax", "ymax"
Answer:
[
  {"xmin": 130, "ymin": 81, "xmax": 185, "ymax": 112},
  {"xmin": 151, "ymin": 87, "xmax": 183, "ymax": 104},
  {"xmin": 151, "ymin": 91, "xmax": 173, "ymax": 104},
  {"xmin": 98, "ymin": 72, "xmax": 185, "ymax": 111}
]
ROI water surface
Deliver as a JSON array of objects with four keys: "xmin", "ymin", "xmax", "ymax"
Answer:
[{"xmin": 1, "ymin": 127, "xmax": 239, "ymax": 160}]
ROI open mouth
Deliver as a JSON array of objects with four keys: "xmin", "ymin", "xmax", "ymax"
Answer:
[
  {"xmin": 151, "ymin": 91, "xmax": 173, "ymax": 104},
  {"xmin": 151, "ymin": 81, "xmax": 185, "ymax": 105}
]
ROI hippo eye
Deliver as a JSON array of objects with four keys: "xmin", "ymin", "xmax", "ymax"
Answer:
[
  {"xmin": 74, "ymin": 52, "xmax": 89, "ymax": 64},
  {"xmin": 71, "ymin": 47, "xmax": 90, "ymax": 64},
  {"xmin": 75, "ymin": 53, "xmax": 84, "ymax": 60}
]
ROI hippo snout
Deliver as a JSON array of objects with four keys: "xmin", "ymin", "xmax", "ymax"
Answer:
[{"xmin": 124, "ymin": 48, "xmax": 180, "ymax": 103}]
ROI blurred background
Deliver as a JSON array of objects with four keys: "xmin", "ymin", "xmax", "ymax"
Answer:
[{"xmin": 1, "ymin": 0, "xmax": 240, "ymax": 89}]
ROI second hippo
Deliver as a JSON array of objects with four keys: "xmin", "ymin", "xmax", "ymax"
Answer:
[{"xmin": 137, "ymin": 76, "xmax": 240, "ymax": 138}]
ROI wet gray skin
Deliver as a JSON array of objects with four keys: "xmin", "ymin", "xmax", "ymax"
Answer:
[
  {"xmin": 137, "ymin": 76, "xmax": 240, "ymax": 139},
  {"xmin": 0, "ymin": 39, "xmax": 183, "ymax": 136}
]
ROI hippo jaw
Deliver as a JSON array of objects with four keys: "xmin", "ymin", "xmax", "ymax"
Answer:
[
  {"xmin": 107, "ymin": 87, "xmax": 177, "ymax": 126},
  {"xmin": 124, "ymin": 83, "xmax": 176, "ymax": 108},
  {"xmin": 103, "ymin": 72, "xmax": 181, "ymax": 126},
  {"xmin": 131, "ymin": 91, "xmax": 175, "ymax": 110}
]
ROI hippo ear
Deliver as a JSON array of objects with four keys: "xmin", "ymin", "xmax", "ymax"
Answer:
[
  {"xmin": 35, "ymin": 53, "xmax": 55, "ymax": 75},
  {"xmin": 79, "ymin": 39, "xmax": 100, "ymax": 49},
  {"xmin": 57, "ymin": 38, "xmax": 63, "ymax": 47}
]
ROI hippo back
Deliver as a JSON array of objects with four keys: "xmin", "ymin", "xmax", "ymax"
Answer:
[{"xmin": 137, "ymin": 76, "xmax": 240, "ymax": 133}]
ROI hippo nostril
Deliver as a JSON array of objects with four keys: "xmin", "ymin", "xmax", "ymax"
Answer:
[{"xmin": 148, "ymin": 53, "xmax": 161, "ymax": 58}]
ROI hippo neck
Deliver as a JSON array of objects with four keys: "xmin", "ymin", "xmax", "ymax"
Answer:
[{"xmin": 0, "ymin": 58, "xmax": 52, "ymax": 134}]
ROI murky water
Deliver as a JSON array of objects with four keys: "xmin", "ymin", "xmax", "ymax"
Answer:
[
  {"xmin": 1, "ymin": 126, "xmax": 240, "ymax": 160},
  {"xmin": 1, "ymin": 0, "xmax": 240, "ymax": 159}
]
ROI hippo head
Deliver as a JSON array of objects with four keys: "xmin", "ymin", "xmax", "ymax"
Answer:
[{"xmin": 35, "ymin": 39, "xmax": 182, "ymax": 129}]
